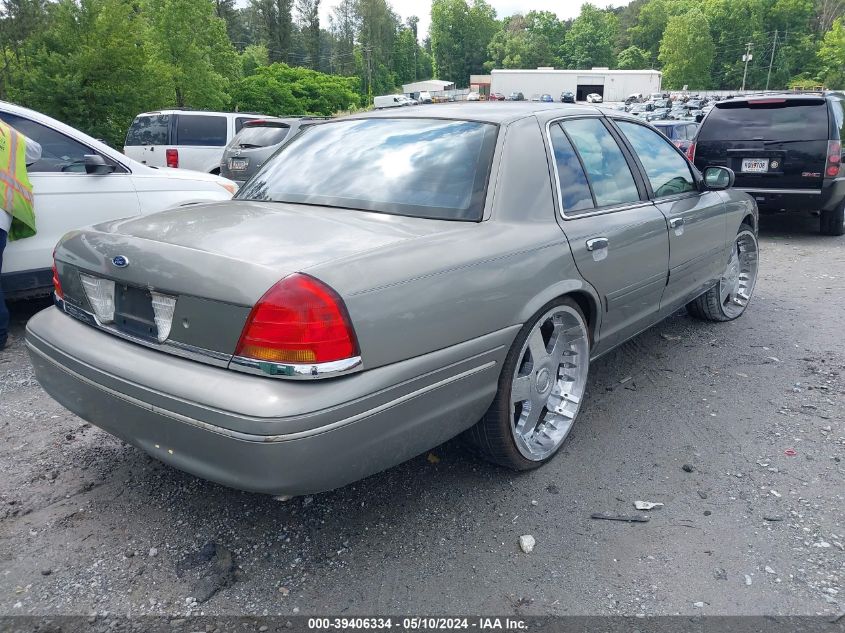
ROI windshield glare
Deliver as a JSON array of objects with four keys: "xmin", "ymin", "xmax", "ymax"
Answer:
[{"xmin": 237, "ymin": 118, "xmax": 498, "ymax": 221}]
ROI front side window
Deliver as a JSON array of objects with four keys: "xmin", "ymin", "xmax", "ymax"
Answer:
[
  {"xmin": 549, "ymin": 123, "xmax": 593, "ymax": 214},
  {"xmin": 237, "ymin": 118, "xmax": 498, "ymax": 221},
  {"xmin": 560, "ymin": 118, "xmax": 640, "ymax": 208},
  {"xmin": 0, "ymin": 112, "xmax": 101, "ymax": 173},
  {"xmin": 616, "ymin": 121, "xmax": 696, "ymax": 198},
  {"xmin": 175, "ymin": 115, "xmax": 227, "ymax": 146}
]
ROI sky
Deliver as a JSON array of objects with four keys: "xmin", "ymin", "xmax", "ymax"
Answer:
[{"xmin": 316, "ymin": 0, "xmax": 621, "ymax": 41}]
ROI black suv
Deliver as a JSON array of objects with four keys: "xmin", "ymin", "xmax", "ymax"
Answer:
[{"xmin": 692, "ymin": 92, "xmax": 845, "ymax": 235}]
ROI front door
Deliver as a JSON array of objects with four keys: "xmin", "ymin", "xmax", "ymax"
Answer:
[
  {"xmin": 612, "ymin": 120, "xmax": 727, "ymax": 311},
  {"xmin": 0, "ymin": 112, "xmax": 140, "ymax": 278},
  {"xmin": 548, "ymin": 117, "xmax": 670, "ymax": 354}
]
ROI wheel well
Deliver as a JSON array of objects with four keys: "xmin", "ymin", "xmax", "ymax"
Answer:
[
  {"xmin": 566, "ymin": 290, "xmax": 597, "ymax": 342},
  {"xmin": 742, "ymin": 213, "xmax": 756, "ymax": 232},
  {"xmin": 210, "ymin": 167, "xmax": 220, "ymax": 175}
]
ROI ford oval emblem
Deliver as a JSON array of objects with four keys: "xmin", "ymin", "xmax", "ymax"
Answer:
[{"xmin": 111, "ymin": 255, "xmax": 129, "ymax": 268}]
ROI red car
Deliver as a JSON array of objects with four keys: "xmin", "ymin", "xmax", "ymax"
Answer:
[{"xmin": 488, "ymin": 92, "xmax": 506, "ymax": 101}]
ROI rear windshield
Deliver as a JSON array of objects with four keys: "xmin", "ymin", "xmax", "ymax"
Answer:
[
  {"xmin": 700, "ymin": 99, "xmax": 829, "ymax": 141},
  {"xmin": 233, "ymin": 125, "xmax": 290, "ymax": 148},
  {"xmin": 175, "ymin": 115, "xmax": 227, "ymax": 146},
  {"xmin": 124, "ymin": 114, "xmax": 170, "ymax": 146},
  {"xmin": 237, "ymin": 118, "xmax": 498, "ymax": 221}
]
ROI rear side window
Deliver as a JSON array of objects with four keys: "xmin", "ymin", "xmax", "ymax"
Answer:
[
  {"xmin": 560, "ymin": 118, "xmax": 640, "ymax": 208},
  {"xmin": 699, "ymin": 99, "xmax": 828, "ymax": 142},
  {"xmin": 549, "ymin": 123, "xmax": 593, "ymax": 213},
  {"xmin": 175, "ymin": 115, "xmax": 227, "ymax": 146},
  {"xmin": 831, "ymin": 99, "xmax": 844, "ymax": 141},
  {"xmin": 124, "ymin": 114, "xmax": 170, "ymax": 146},
  {"xmin": 233, "ymin": 125, "xmax": 290, "ymax": 148},
  {"xmin": 616, "ymin": 121, "xmax": 696, "ymax": 198}
]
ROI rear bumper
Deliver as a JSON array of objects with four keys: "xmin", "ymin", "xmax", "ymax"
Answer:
[
  {"xmin": 26, "ymin": 307, "xmax": 509, "ymax": 495},
  {"xmin": 735, "ymin": 178, "xmax": 845, "ymax": 213}
]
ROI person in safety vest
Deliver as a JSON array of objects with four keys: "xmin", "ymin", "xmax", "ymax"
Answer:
[{"xmin": 0, "ymin": 120, "xmax": 41, "ymax": 350}]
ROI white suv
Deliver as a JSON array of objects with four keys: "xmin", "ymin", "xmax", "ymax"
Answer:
[
  {"xmin": 124, "ymin": 110, "xmax": 265, "ymax": 174},
  {"xmin": 0, "ymin": 101, "xmax": 238, "ymax": 299}
]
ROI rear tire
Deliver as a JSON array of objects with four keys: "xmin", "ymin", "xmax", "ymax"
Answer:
[
  {"xmin": 820, "ymin": 203, "xmax": 845, "ymax": 236},
  {"xmin": 466, "ymin": 297, "xmax": 590, "ymax": 471},
  {"xmin": 687, "ymin": 224, "xmax": 758, "ymax": 322}
]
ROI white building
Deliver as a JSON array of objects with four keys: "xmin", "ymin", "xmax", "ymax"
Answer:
[
  {"xmin": 490, "ymin": 68, "xmax": 662, "ymax": 102},
  {"xmin": 402, "ymin": 80, "xmax": 455, "ymax": 96}
]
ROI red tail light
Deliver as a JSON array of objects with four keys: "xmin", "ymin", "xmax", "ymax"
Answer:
[
  {"xmin": 166, "ymin": 148, "xmax": 179, "ymax": 168},
  {"xmin": 235, "ymin": 273, "xmax": 359, "ymax": 365},
  {"xmin": 686, "ymin": 142, "xmax": 696, "ymax": 162},
  {"xmin": 52, "ymin": 251, "xmax": 63, "ymax": 300},
  {"xmin": 825, "ymin": 140, "xmax": 841, "ymax": 178}
]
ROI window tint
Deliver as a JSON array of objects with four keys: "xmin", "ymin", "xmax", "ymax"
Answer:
[
  {"xmin": 616, "ymin": 121, "xmax": 696, "ymax": 198},
  {"xmin": 549, "ymin": 123, "xmax": 593, "ymax": 213},
  {"xmin": 831, "ymin": 99, "xmax": 844, "ymax": 140},
  {"xmin": 238, "ymin": 118, "xmax": 498, "ymax": 221},
  {"xmin": 124, "ymin": 114, "xmax": 170, "ymax": 146},
  {"xmin": 560, "ymin": 118, "xmax": 640, "ymax": 207},
  {"xmin": 233, "ymin": 124, "xmax": 289, "ymax": 148},
  {"xmin": 699, "ymin": 99, "xmax": 828, "ymax": 141},
  {"xmin": 175, "ymin": 115, "xmax": 227, "ymax": 146},
  {"xmin": 655, "ymin": 125, "xmax": 677, "ymax": 140},
  {"xmin": 235, "ymin": 117, "xmax": 254, "ymax": 133},
  {"xmin": 0, "ymin": 112, "xmax": 96, "ymax": 173}
]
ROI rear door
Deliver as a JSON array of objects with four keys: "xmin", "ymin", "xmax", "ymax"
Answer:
[
  {"xmin": 173, "ymin": 114, "xmax": 228, "ymax": 172},
  {"xmin": 548, "ymin": 117, "xmax": 670, "ymax": 353},
  {"xmin": 695, "ymin": 97, "xmax": 829, "ymax": 191},
  {"xmin": 123, "ymin": 113, "xmax": 170, "ymax": 167},
  {"xmin": 613, "ymin": 119, "xmax": 727, "ymax": 309}
]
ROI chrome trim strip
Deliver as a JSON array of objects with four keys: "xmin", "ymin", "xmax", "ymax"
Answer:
[
  {"xmin": 735, "ymin": 188, "xmax": 822, "ymax": 195},
  {"xmin": 55, "ymin": 297, "xmax": 231, "ymax": 368},
  {"xmin": 27, "ymin": 336, "xmax": 495, "ymax": 443},
  {"xmin": 229, "ymin": 355, "xmax": 363, "ymax": 380}
]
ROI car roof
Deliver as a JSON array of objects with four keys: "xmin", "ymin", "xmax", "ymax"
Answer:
[
  {"xmin": 134, "ymin": 110, "xmax": 264, "ymax": 117},
  {"xmin": 351, "ymin": 102, "xmax": 610, "ymax": 125}
]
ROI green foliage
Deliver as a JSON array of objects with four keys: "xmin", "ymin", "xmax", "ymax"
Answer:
[
  {"xmin": 232, "ymin": 62, "xmax": 360, "ymax": 115},
  {"xmin": 145, "ymin": 0, "xmax": 240, "ymax": 109},
  {"xmin": 240, "ymin": 43, "xmax": 270, "ymax": 76},
  {"xmin": 817, "ymin": 18, "xmax": 845, "ymax": 88},
  {"xmin": 431, "ymin": 0, "xmax": 497, "ymax": 85},
  {"xmin": 562, "ymin": 3, "xmax": 619, "ymax": 69},
  {"xmin": 616, "ymin": 45, "xmax": 650, "ymax": 69},
  {"xmin": 627, "ymin": 0, "xmax": 693, "ymax": 64},
  {"xmin": 485, "ymin": 14, "xmax": 560, "ymax": 70},
  {"xmin": 659, "ymin": 7, "xmax": 714, "ymax": 89}
]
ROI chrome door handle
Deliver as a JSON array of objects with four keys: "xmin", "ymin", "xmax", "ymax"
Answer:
[
  {"xmin": 586, "ymin": 237, "xmax": 609, "ymax": 251},
  {"xmin": 668, "ymin": 217, "xmax": 685, "ymax": 229}
]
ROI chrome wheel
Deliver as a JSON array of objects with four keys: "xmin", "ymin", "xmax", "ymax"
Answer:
[
  {"xmin": 719, "ymin": 229, "xmax": 758, "ymax": 319},
  {"xmin": 510, "ymin": 305, "xmax": 590, "ymax": 461}
]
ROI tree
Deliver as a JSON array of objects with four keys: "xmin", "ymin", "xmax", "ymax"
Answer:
[
  {"xmin": 329, "ymin": 0, "xmax": 356, "ymax": 75},
  {"xmin": 486, "ymin": 14, "xmax": 558, "ymax": 70},
  {"xmin": 250, "ymin": 0, "xmax": 293, "ymax": 63},
  {"xmin": 817, "ymin": 17, "xmax": 845, "ymax": 87},
  {"xmin": 232, "ymin": 63, "xmax": 360, "ymax": 115},
  {"xmin": 430, "ymin": 0, "xmax": 497, "ymax": 85},
  {"xmin": 240, "ymin": 43, "xmax": 269, "ymax": 76},
  {"xmin": 658, "ymin": 7, "xmax": 714, "ymax": 89},
  {"xmin": 616, "ymin": 45, "xmax": 650, "ymax": 69},
  {"xmin": 627, "ymin": 0, "xmax": 694, "ymax": 64},
  {"xmin": 562, "ymin": 3, "xmax": 618, "ymax": 69},
  {"xmin": 296, "ymin": 0, "xmax": 320, "ymax": 69},
  {"xmin": 146, "ymin": 0, "xmax": 239, "ymax": 108}
]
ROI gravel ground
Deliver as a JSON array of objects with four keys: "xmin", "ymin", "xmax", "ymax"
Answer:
[{"xmin": 0, "ymin": 213, "xmax": 843, "ymax": 618}]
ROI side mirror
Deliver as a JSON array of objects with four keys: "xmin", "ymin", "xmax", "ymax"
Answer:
[
  {"xmin": 702, "ymin": 166, "xmax": 735, "ymax": 191},
  {"xmin": 82, "ymin": 154, "xmax": 115, "ymax": 174}
]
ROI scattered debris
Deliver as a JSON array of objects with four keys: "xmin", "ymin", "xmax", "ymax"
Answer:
[
  {"xmin": 590, "ymin": 513, "xmax": 650, "ymax": 523},
  {"xmin": 148, "ymin": 548, "xmax": 158, "ymax": 558},
  {"xmin": 766, "ymin": 356, "xmax": 781, "ymax": 363},
  {"xmin": 765, "ymin": 566, "xmax": 776, "ymax": 574},
  {"xmin": 39, "ymin": 569, "xmax": 51, "ymax": 576},
  {"xmin": 426, "ymin": 453, "xmax": 440, "ymax": 464},
  {"xmin": 770, "ymin": 490, "xmax": 782, "ymax": 498},
  {"xmin": 634, "ymin": 500, "xmax": 664, "ymax": 511},
  {"xmin": 660, "ymin": 333, "xmax": 681, "ymax": 341},
  {"xmin": 763, "ymin": 515, "xmax": 784, "ymax": 522},
  {"xmin": 273, "ymin": 495, "xmax": 293, "ymax": 502},
  {"xmin": 546, "ymin": 484, "xmax": 559, "ymax": 495},
  {"xmin": 518, "ymin": 535, "xmax": 535, "ymax": 553},
  {"xmin": 693, "ymin": 601, "xmax": 705, "ymax": 608},
  {"xmin": 745, "ymin": 575, "xmax": 753, "ymax": 586},
  {"xmin": 278, "ymin": 587, "xmax": 290, "ymax": 596},
  {"xmin": 697, "ymin": 490, "xmax": 708, "ymax": 499},
  {"xmin": 714, "ymin": 568, "xmax": 727, "ymax": 581},
  {"xmin": 814, "ymin": 541, "xmax": 832, "ymax": 548},
  {"xmin": 620, "ymin": 376, "xmax": 633, "ymax": 384},
  {"xmin": 176, "ymin": 542, "xmax": 237, "ymax": 603},
  {"xmin": 784, "ymin": 448, "xmax": 797, "ymax": 457},
  {"xmin": 682, "ymin": 464, "xmax": 695, "ymax": 473}
]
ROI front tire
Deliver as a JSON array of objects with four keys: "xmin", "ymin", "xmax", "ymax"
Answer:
[
  {"xmin": 820, "ymin": 202, "xmax": 845, "ymax": 236},
  {"xmin": 466, "ymin": 297, "xmax": 590, "ymax": 470},
  {"xmin": 687, "ymin": 224, "xmax": 758, "ymax": 321}
]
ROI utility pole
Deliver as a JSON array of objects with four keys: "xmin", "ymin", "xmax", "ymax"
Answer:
[
  {"xmin": 765, "ymin": 30, "xmax": 778, "ymax": 91},
  {"xmin": 741, "ymin": 42, "xmax": 753, "ymax": 92}
]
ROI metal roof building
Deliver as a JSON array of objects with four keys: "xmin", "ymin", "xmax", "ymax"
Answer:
[
  {"xmin": 491, "ymin": 68, "xmax": 662, "ymax": 102},
  {"xmin": 401, "ymin": 80, "xmax": 456, "ymax": 95}
]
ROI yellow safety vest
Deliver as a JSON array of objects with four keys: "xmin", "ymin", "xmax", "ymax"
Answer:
[{"xmin": 0, "ymin": 120, "xmax": 37, "ymax": 241}]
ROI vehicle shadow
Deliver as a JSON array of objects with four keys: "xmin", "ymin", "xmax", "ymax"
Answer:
[{"xmin": 757, "ymin": 211, "xmax": 827, "ymax": 240}]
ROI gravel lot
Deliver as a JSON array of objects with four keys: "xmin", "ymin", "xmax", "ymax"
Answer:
[{"xmin": 0, "ymin": 213, "xmax": 843, "ymax": 618}]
